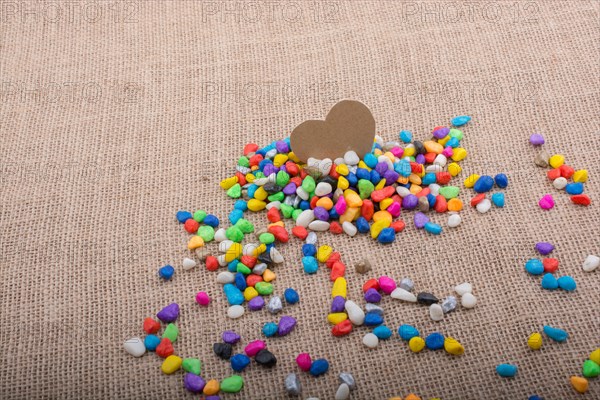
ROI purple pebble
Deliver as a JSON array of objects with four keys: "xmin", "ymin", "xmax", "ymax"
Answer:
[
  {"xmin": 375, "ymin": 162, "xmax": 388, "ymax": 175},
  {"xmin": 530, "ymin": 133, "xmax": 545, "ymax": 145},
  {"xmin": 384, "ymin": 170, "xmax": 399, "ymax": 186},
  {"xmin": 263, "ymin": 164, "xmax": 277, "ymax": 176},
  {"xmin": 313, "ymin": 207, "xmax": 330, "ymax": 221},
  {"xmin": 413, "ymin": 212, "xmax": 430, "ymax": 229},
  {"xmin": 206, "ymin": 396, "xmax": 221, "ymax": 400},
  {"xmin": 415, "ymin": 154, "xmax": 426, "ymax": 164},
  {"xmin": 331, "ymin": 296, "xmax": 346, "ymax": 312},
  {"xmin": 535, "ymin": 242, "xmax": 554, "ymax": 255},
  {"xmin": 222, "ymin": 330, "xmax": 241, "ymax": 344},
  {"xmin": 277, "ymin": 315, "xmax": 297, "ymax": 336},
  {"xmin": 402, "ymin": 194, "xmax": 418, "ymax": 209},
  {"xmin": 283, "ymin": 182, "xmax": 297, "ymax": 195},
  {"xmin": 157, "ymin": 303, "xmax": 179, "ymax": 323},
  {"xmin": 248, "ymin": 296, "xmax": 265, "ymax": 311},
  {"xmin": 364, "ymin": 288, "xmax": 382, "ymax": 303},
  {"xmin": 276, "ymin": 140, "xmax": 289, "ymax": 153},
  {"xmin": 184, "ymin": 373, "xmax": 206, "ymax": 393},
  {"xmin": 433, "ymin": 127, "xmax": 450, "ymax": 139}
]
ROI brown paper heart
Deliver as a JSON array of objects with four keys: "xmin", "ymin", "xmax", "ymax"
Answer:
[{"xmin": 290, "ymin": 100, "xmax": 375, "ymax": 162}]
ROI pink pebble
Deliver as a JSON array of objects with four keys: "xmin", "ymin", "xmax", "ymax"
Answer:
[
  {"xmin": 442, "ymin": 146, "xmax": 453, "ymax": 157},
  {"xmin": 334, "ymin": 197, "xmax": 347, "ymax": 215},
  {"xmin": 195, "ymin": 291, "xmax": 210, "ymax": 306},
  {"xmin": 378, "ymin": 276, "xmax": 397, "ymax": 294},
  {"xmin": 244, "ymin": 340, "xmax": 266, "ymax": 357},
  {"xmin": 390, "ymin": 147, "xmax": 404, "ymax": 158},
  {"xmin": 539, "ymin": 194, "xmax": 555, "ymax": 210},
  {"xmin": 296, "ymin": 352, "xmax": 312, "ymax": 371},
  {"xmin": 387, "ymin": 202, "xmax": 401, "ymax": 218}
]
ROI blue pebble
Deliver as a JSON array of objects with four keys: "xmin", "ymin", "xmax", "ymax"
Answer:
[
  {"xmin": 356, "ymin": 169, "xmax": 370, "ymax": 180},
  {"xmin": 144, "ymin": 334, "xmax": 160, "ymax": 351},
  {"xmin": 424, "ymin": 222, "xmax": 442, "ymax": 235},
  {"xmin": 396, "ymin": 160, "xmax": 412, "ymax": 177},
  {"xmin": 247, "ymin": 184, "xmax": 258, "ymax": 199},
  {"xmin": 491, "ymin": 192, "xmax": 505, "ymax": 207},
  {"xmin": 496, "ymin": 363, "xmax": 518, "ymax": 377},
  {"xmin": 229, "ymin": 209, "xmax": 244, "ymax": 225},
  {"xmin": 364, "ymin": 153, "xmax": 378, "ymax": 169},
  {"xmin": 233, "ymin": 200, "xmax": 248, "ymax": 211},
  {"xmin": 422, "ymin": 173, "xmax": 436, "ymax": 185},
  {"xmin": 230, "ymin": 353, "xmax": 251, "ymax": 371},
  {"xmin": 262, "ymin": 322, "xmax": 278, "ymax": 338},
  {"xmin": 557, "ymin": 276, "xmax": 576, "ymax": 291},
  {"xmin": 302, "ymin": 244, "xmax": 316, "ymax": 257},
  {"xmin": 234, "ymin": 273, "xmax": 247, "ymax": 291},
  {"xmin": 203, "ymin": 214, "xmax": 219, "ymax": 227},
  {"xmin": 525, "ymin": 259, "xmax": 544, "ymax": 275},
  {"xmin": 565, "ymin": 182, "xmax": 584, "ymax": 195},
  {"xmin": 427, "ymin": 193, "xmax": 437, "ymax": 207},
  {"xmin": 364, "ymin": 312, "xmax": 384, "ymax": 326},
  {"xmin": 473, "ymin": 175, "xmax": 495, "ymax": 193},
  {"xmin": 446, "ymin": 137, "xmax": 460, "ymax": 148},
  {"xmin": 227, "ymin": 260, "xmax": 239, "ymax": 273},
  {"xmin": 356, "ymin": 217, "xmax": 370, "ymax": 233},
  {"xmin": 541, "ymin": 273, "xmax": 558, "ymax": 290},
  {"xmin": 176, "ymin": 210, "xmax": 192, "ymax": 223},
  {"xmin": 494, "ymin": 173, "xmax": 509, "ymax": 188},
  {"xmin": 543, "ymin": 325, "xmax": 568, "ymax": 342},
  {"xmin": 309, "ymin": 359, "xmax": 329, "ymax": 376},
  {"xmin": 223, "ymin": 283, "xmax": 244, "ymax": 305},
  {"xmin": 369, "ymin": 170, "xmax": 381, "ymax": 185},
  {"xmin": 346, "ymin": 172, "xmax": 358, "ymax": 187},
  {"xmin": 425, "ymin": 332, "xmax": 445, "ymax": 350},
  {"xmin": 373, "ymin": 325, "xmax": 392, "ymax": 340},
  {"xmin": 528, "ymin": 396, "xmax": 544, "ymax": 400},
  {"xmin": 377, "ymin": 228, "xmax": 396, "ymax": 244},
  {"xmin": 284, "ymin": 288, "xmax": 299, "ymax": 304},
  {"xmin": 328, "ymin": 208, "xmax": 339, "ymax": 219},
  {"xmin": 399, "ymin": 130, "xmax": 413, "ymax": 143},
  {"xmin": 451, "ymin": 115, "xmax": 471, "ymax": 127},
  {"xmin": 158, "ymin": 265, "xmax": 174, "ymax": 280},
  {"xmin": 302, "ymin": 256, "xmax": 319, "ymax": 274},
  {"xmin": 299, "ymin": 200, "xmax": 310, "ymax": 210},
  {"xmin": 398, "ymin": 324, "xmax": 420, "ymax": 341}
]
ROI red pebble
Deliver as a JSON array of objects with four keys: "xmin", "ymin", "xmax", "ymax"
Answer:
[
  {"xmin": 371, "ymin": 186, "xmax": 395, "ymax": 203},
  {"xmin": 329, "ymin": 165, "xmax": 340, "ymax": 180},
  {"xmin": 243, "ymin": 143, "xmax": 258, "ymax": 155},
  {"xmin": 330, "ymin": 262, "xmax": 346, "ymax": 281},
  {"xmin": 205, "ymin": 256, "xmax": 219, "ymax": 271},
  {"xmin": 415, "ymin": 187, "xmax": 430, "ymax": 197},
  {"xmin": 543, "ymin": 258, "xmax": 559, "ymax": 273},
  {"xmin": 266, "ymin": 208, "xmax": 281, "ymax": 223},
  {"xmin": 571, "ymin": 194, "xmax": 591, "ymax": 206},
  {"xmin": 434, "ymin": 195, "xmax": 448, "ymax": 213},
  {"xmin": 391, "ymin": 194, "xmax": 402, "ymax": 205},
  {"xmin": 143, "ymin": 317, "xmax": 161, "ymax": 334},
  {"xmin": 325, "ymin": 252, "xmax": 341, "ymax": 269},
  {"xmin": 410, "ymin": 162, "xmax": 423, "ymax": 174},
  {"xmin": 309, "ymin": 196, "xmax": 319, "ymax": 209},
  {"xmin": 470, "ymin": 193, "xmax": 486, "ymax": 207},
  {"xmin": 299, "ymin": 169, "xmax": 308, "ymax": 179},
  {"xmin": 332, "ymin": 319, "xmax": 353, "ymax": 336},
  {"xmin": 361, "ymin": 200, "xmax": 374, "ymax": 221},
  {"xmin": 424, "ymin": 153, "xmax": 436, "ymax": 164},
  {"xmin": 547, "ymin": 168, "xmax": 561, "ymax": 180},
  {"xmin": 329, "ymin": 221, "xmax": 343, "ymax": 234},
  {"xmin": 559, "ymin": 165, "xmax": 574, "ymax": 179},
  {"xmin": 248, "ymin": 154, "xmax": 263, "ymax": 167},
  {"xmin": 290, "ymin": 176, "xmax": 302, "ymax": 187},
  {"xmin": 436, "ymin": 172, "xmax": 452, "ymax": 185},
  {"xmin": 363, "ymin": 278, "xmax": 379, "ymax": 293},
  {"xmin": 285, "ymin": 161, "xmax": 299, "ymax": 176},
  {"xmin": 391, "ymin": 220, "xmax": 405, "ymax": 232},
  {"xmin": 234, "ymin": 171, "xmax": 246, "ymax": 186},
  {"xmin": 292, "ymin": 226, "xmax": 308, "ymax": 239},
  {"xmin": 268, "ymin": 225, "xmax": 289, "ymax": 243},
  {"xmin": 184, "ymin": 219, "xmax": 200, "ymax": 234},
  {"xmin": 156, "ymin": 338, "xmax": 174, "ymax": 358},
  {"xmin": 240, "ymin": 255, "xmax": 256, "ymax": 268},
  {"xmin": 246, "ymin": 274, "xmax": 263, "ymax": 287}
]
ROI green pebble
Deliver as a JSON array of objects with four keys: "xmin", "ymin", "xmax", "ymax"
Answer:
[
  {"xmin": 259, "ymin": 232, "xmax": 275, "ymax": 244},
  {"xmin": 162, "ymin": 323, "xmax": 178, "ymax": 342},
  {"xmin": 583, "ymin": 359, "xmax": 600, "ymax": 378},
  {"xmin": 238, "ymin": 156, "xmax": 250, "ymax": 167},
  {"xmin": 237, "ymin": 263, "xmax": 252, "ymax": 275},
  {"xmin": 439, "ymin": 186, "xmax": 460, "ymax": 199},
  {"xmin": 226, "ymin": 226, "xmax": 244, "ymax": 242},
  {"xmin": 254, "ymin": 172, "xmax": 265, "ymax": 179},
  {"xmin": 276, "ymin": 171, "xmax": 290, "ymax": 186},
  {"xmin": 255, "ymin": 282, "xmax": 273, "ymax": 295},
  {"xmin": 358, "ymin": 179, "xmax": 375, "ymax": 199},
  {"xmin": 226, "ymin": 183, "xmax": 242, "ymax": 198},
  {"xmin": 220, "ymin": 375, "xmax": 244, "ymax": 393},
  {"xmin": 197, "ymin": 225, "xmax": 215, "ymax": 242},
  {"xmin": 449, "ymin": 128, "xmax": 463, "ymax": 140},
  {"xmin": 291, "ymin": 209, "xmax": 303, "ymax": 220},
  {"xmin": 302, "ymin": 176, "xmax": 316, "ymax": 192},
  {"xmin": 182, "ymin": 358, "xmax": 201, "ymax": 375},
  {"xmin": 281, "ymin": 204, "xmax": 294, "ymax": 218},
  {"xmin": 193, "ymin": 210, "xmax": 207, "ymax": 223},
  {"xmin": 234, "ymin": 218, "xmax": 254, "ymax": 234},
  {"xmin": 268, "ymin": 192, "xmax": 284, "ymax": 202}
]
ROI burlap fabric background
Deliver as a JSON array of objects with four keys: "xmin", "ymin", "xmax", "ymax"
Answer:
[{"xmin": 1, "ymin": 1, "xmax": 599, "ymax": 399}]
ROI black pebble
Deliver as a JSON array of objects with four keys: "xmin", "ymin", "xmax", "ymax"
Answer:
[
  {"xmin": 263, "ymin": 183, "xmax": 282, "ymax": 194},
  {"xmin": 213, "ymin": 342, "xmax": 233, "ymax": 360},
  {"xmin": 413, "ymin": 141, "xmax": 425, "ymax": 154},
  {"xmin": 254, "ymin": 349, "xmax": 277, "ymax": 367},
  {"xmin": 318, "ymin": 175, "xmax": 338, "ymax": 190},
  {"xmin": 417, "ymin": 292, "xmax": 439, "ymax": 305},
  {"xmin": 258, "ymin": 252, "xmax": 273, "ymax": 265}
]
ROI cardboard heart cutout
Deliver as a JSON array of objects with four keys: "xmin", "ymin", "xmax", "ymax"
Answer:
[{"xmin": 290, "ymin": 100, "xmax": 375, "ymax": 163}]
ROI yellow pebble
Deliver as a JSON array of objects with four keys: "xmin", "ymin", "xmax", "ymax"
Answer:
[
  {"xmin": 403, "ymin": 146, "xmax": 416, "ymax": 157},
  {"xmin": 379, "ymin": 198, "xmax": 393, "ymax": 210},
  {"xmin": 243, "ymin": 287, "xmax": 258, "ymax": 301},
  {"xmin": 383, "ymin": 151, "xmax": 395, "ymax": 162},
  {"xmin": 225, "ymin": 243, "xmax": 243, "ymax": 262},
  {"xmin": 464, "ymin": 174, "xmax": 480, "ymax": 188},
  {"xmin": 327, "ymin": 312, "xmax": 348, "ymax": 325},
  {"xmin": 220, "ymin": 176, "xmax": 238, "ymax": 190},
  {"xmin": 370, "ymin": 219, "xmax": 391, "ymax": 239},
  {"xmin": 373, "ymin": 148, "xmax": 383, "ymax": 156},
  {"xmin": 447, "ymin": 198, "xmax": 463, "ymax": 212},
  {"xmin": 448, "ymin": 162, "xmax": 462, "ymax": 176},
  {"xmin": 161, "ymin": 355, "xmax": 182, "ymax": 374},
  {"xmin": 405, "ymin": 394, "xmax": 422, "ymax": 400},
  {"xmin": 344, "ymin": 190, "xmax": 363, "ymax": 207},
  {"xmin": 409, "ymin": 184, "xmax": 422, "ymax": 194},
  {"xmin": 245, "ymin": 173, "xmax": 255, "ymax": 183},
  {"xmin": 444, "ymin": 337, "xmax": 464, "ymax": 355},
  {"xmin": 375, "ymin": 179, "xmax": 386, "ymax": 190},
  {"xmin": 451, "ymin": 147, "xmax": 467, "ymax": 161},
  {"xmin": 549, "ymin": 154, "xmax": 565, "ymax": 168},
  {"xmin": 337, "ymin": 176, "xmax": 350, "ymax": 190},
  {"xmin": 589, "ymin": 348, "xmax": 600, "ymax": 364},
  {"xmin": 409, "ymin": 336, "xmax": 425, "ymax": 353},
  {"xmin": 357, "ymin": 160, "xmax": 370, "ymax": 170},
  {"xmin": 423, "ymin": 141, "xmax": 443, "ymax": 154},
  {"xmin": 287, "ymin": 152, "xmax": 300, "ymax": 163},
  {"xmin": 409, "ymin": 173, "xmax": 422, "ymax": 185},
  {"xmin": 317, "ymin": 245, "xmax": 333, "ymax": 263},
  {"xmin": 316, "ymin": 197, "xmax": 333, "ymax": 210},
  {"xmin": 438, "ymin": 135, "xmax": 450, "ymax": 146},
  {"xmin": 570, "ymin": 376, "xmax": 588, "ymax": 393},
  {"xmin": 373, "ymin": 210, "xmax": 392, "ymax": 223},
  {"xmin": 273, "ymin": 154, "xmax": 288, "ymax": 167},
  {"xmin": 262, "ymin": 269, "xmax": 276, "ymax": 282},
  {"xmin": 336, "ymin": 164, "xmax": 349, "ymax": 176},
  {"xmin": 252, "ymin": 243, "xmax": 266, "ymax": 257},
  {"xmin": 253, "ymin": 186, "xmax": 268, "ymax": 201},
  {"xmin": 268, "ymin": 221, "xmax": 285, "ymax": 229},
  {"xmin": 187, "ymin": 235, "xmax": 204, "ymax": 250},
  {"xmin": 339, "ymin": 207, "xmax": 361, "ymax": 224},
  {"xmin": 203, "ymin": 379, "xmax": 220, "ymax": 395},
  {"xmin": 250, "ymin": 165, "xmax": 259, "ymax": 171},
  {"xmin": 247, "ymin": 199, "xmax": 266, "ymax": 212},
  {"xmin": 527, "ymin": 332, "xmax": 543, "ymax": 350},
  {"xmin": 331, "ymin": 277, "xmax": 347, "ymax": 298},
  {"xmin": 573, "ymin": 169, "xmax": 588, "ymax": 183}
]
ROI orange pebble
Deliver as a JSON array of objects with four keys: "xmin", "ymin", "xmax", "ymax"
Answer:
[
  {"xmin": 447, "ymin": 198, "xmax": 463, "ymax": 211},
  {"xmin": 570, "ymin": 376, "xmax": 588, "ymax": 393},
  {"xmin": 203, "ymin": 379, "xmax": 220, "ymax": 395},
  {"xmin": 404, "ymin": 394, "xmax": 422, "ymax": 400},
  {"xmin": 316, "ymin": 197, "xmax": 334, "ymax": 210}
]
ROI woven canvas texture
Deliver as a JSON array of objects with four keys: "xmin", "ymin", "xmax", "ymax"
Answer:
[{"xmin": 1, "ymin": 1, "xmax": 599, "ymax": 399}]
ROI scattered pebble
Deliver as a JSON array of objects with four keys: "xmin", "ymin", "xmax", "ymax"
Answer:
[
  {"xmin": 582, "ymin": 255, "xmax": 599, "ymax": 272},
  {"xmin": 309, "ymin": 359, "xmax": 329, "ymax": 376},
  {"xmin": 363, "ymin": 333, "xmax": 379, "ymax": 348},
  {"xmin": 124, "ymin": 337, "xmax": 146, "ymax": 357},
  {"xmin": 529, "ymin": 133, "xmax": 545, "ymax": 145},
  {"xmin": 335, "ymin": 383, "xmax": 350, "ymax": 400},
  {"xmin": 543, "ymin": 325, "xmax": 568, "ymax": 342},
  {"xmin": 570, "ymin": 376, "xmax": 589, "ymax": 393},
  {"xmin": 285, "ymin": 373, "xmax": 302, "ymax": 396},
  {"xmin": 476, "ymin": 199, "xmax": 491, "ymax": 213},
  {"xmin": 182, "ymin": 257, "xmax": 196, "ymax": 270},
  {"xmin": 461, "ymin": 293, "xmax": 477, "ymax": 308},
  {"xmin": 338, "ymin": 372, "xmax": 356, "ymax": 390},
  {"xmin": 454, "ymin": 282, "xmax": 472, "ymax": 296},
  {"xmin": 527, "ymin": 332, "xmax": 543, "ymax": 350},
  {"xmin": 159, "ymin": 265, "xmax": 175, "ymax": 280},
  {"xmin": 196, "ymin": 292, "xmax": 210, "ymax": 306},
  {"xmin": 539, "ymin": 194, "xmax": 554, "ymax": 210},
  {"xmin": 496, "ymin": 363, "xmax": 518, "ymax": 377},
  {"xmin": 429, "ymin": 304, "xmax": 444, "ymax": 321},
  {"xmin": 227, "ymin": 305, "xmax": 245, "ymax": 319},
  {"xmin": 447, "ymin": 213, "xmax": 461, "ymax": 228}
]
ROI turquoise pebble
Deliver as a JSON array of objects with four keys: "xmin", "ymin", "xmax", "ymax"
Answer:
[
  {"xmin": 496, "ymin": 363, "xmax": 518, "ymax": 377},
  {"xmin": 491, "ymin": 192, "xmax": 505, "ymax": 207},
  {"xmin": 398, "ymin": 324, "xmax": 420, "ymax": 341},
  {"xmin": 233, "ymin": 200, "xmax": 248, "ymax": 211},
  {"xmin": 144, "ymin": 334, "xmax": 160, "ymax": 351},
  {"xmin": 425, "ymin": 332, "xmax": 445, "ymax": 350},
  {"xmin": 229, "ymin": 209, "xmax": 244, "ymax": 224},
  {"xmin": 176, "ymin": 210, "xmax": 192, "ymax": 223},
  {"xmin": 543, "ymin": 325, "xmax": 568, "ymax": 342},
  {"xmin": 364, "ymin": 153, "xmax": 378, "ymax": 168},
  {"xmin": 223, "ymin": 284, "xmax": 244, "ymax": 305},
  {"xmin": 541, "ymin": 273, "xmax": 558, "ymax": 290},
  {"xmin": 262, "ymin": 322, "xmax": 278, "ymax": 337},
  {"xmin": 159, "ymin": 265, "xmax": 174, "ymax": 280},
  {"xmin": 377, "ymin": 228, "xmax": 396, "ymax": 243},
  {"xmin": 302, "ymin": 256, "xmax": 318, "ymax": 274},
  {"xmin": 373, "ymin": 325, "xmax": 392, "ymax": 340},
  {"xmin": 557, "ymin": 276, "xmax": 576, "ymax": 291},
  {"xmin": 424, "ymin": 222, "xmax": 442, "ymax": 235},
  {"xmin": 451, "ymin": 115, "xmax": 471, "ymax": 127},
  {"xmin": 565, "ymin": 182, "xmax": 584, "ymax": 195},
  {"xmin": 525, "ymin": 259, "xmax": 544, "ymax": 275},
  {"xmin": 399, "ymin": 130, "xmax": 413, "ymax": 143}
]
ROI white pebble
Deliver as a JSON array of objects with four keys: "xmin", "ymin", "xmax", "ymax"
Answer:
[
  {"xmin": 433, "ymin": 154, "xmax": 447, "ymax": 167},
  {"xmin": 332, "ymin": 188, "xmax": 344, "ymax": 202},
  {"xmin": 334, "ymin": 157, "xmax": 345, "ymax": 166},
  {"xmin": 344, "ymin": 300, "xmax": 365, "ymax": 325},
  {"xmin": 342, "ymin": 222, "xmax": 357, "ymax": 237},
  {"xmin": 315, "ymin": 182, "xmax": 333, "ymax": 196},
  {"xmin": 429, "ymin": 183, "xmax": 440, "ymax": 196},
  {"xmin": 335, "ymin": 383, "xmax": 350, "ymax": 400},
  {"xmin": 344, "ymin": 151, "xmax": 360, "ymax": 166},
  {"xmin": 390, "ymin": 287, "xmax": 417, "ymax": 302},
  {"xmin": 252, "ymin": 263, "xmax": 267, "ymax": 275},
  {"xmin": 216, "ymin": 271, "xmax": 235, "ymax": 284},
  {"xmin": 429, "ymin": 303, "xmax": 444, "ymax": 321},
  {"xmin": 219, "ymin": 240, "xmax": 233, "ymax": 253},
  {"xmin": 447, "ymin": 214, "xmax": 462, "ymax": 228},
  {"xmin": 425, "ymin": 164, "xmax": 443, "ymax": 173},
  {"xmin": 305, "ymin": 232, "xmax": 318, "ymax": 245},
  {"xmin": 124, "ymin": 338, "xmax": 146, "ymax": 357},
  {"xmin": 217, "ymin": 254, "xmax": 228, "ymax": 266},
  {"xmin": 454, "ymin": 282, "xmax": 472, "ymax": 296},
  {"xmin": 182, "ymin": 257, "xmax": 196, "ymax": 270},
  {"xmin": 243, "ymin": 243, "xmax": 260, "ymax": 256},
  {"xmin": 296, "ymin": 186, "xmax": 310, "ymax": 200},
  {"xmin": 308, "ymin": 220, "xmax": 330, "ymax": 232},
  {"xmin": 296, "ymin": 210, "xmax": 315, "ymax": 227},
  {"xmin": 265, "ymin": 201, "xmax": 281, "ymax": 210},
  {"xmin": 582, "ymin": 255, "xmax": 599, "ymax": 272},
  {"xmin": 214, "ymin": 228, "xmax": 227, "ymax": 242},
  {"xmin": 476, "ymin": 199, "xmax": 491, "ymax": 213},
  {"xmin": 318, "ymin": 158, "xmax": 333, "ymax": 175},
  {"xmin": 553, "ymin": 177, "xmax": 568, "ymax": 190},
  {"xmin": 270, "ymin": 247, "xmax": 284, "ymax": 264},
  {"xmin": 396, "ymin": 186, "xmax": 411, "ymax": 198},
  {"xmin": 362, "ymin": 333, "xmax": 379, "ymax": 348},
  {"xmin": 461, "ymin": 292, "xmax": 477, "ymax": 308},
  {"xmin": 227, "ymin": 305, "xmax": 245, "ymax": 319}
]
